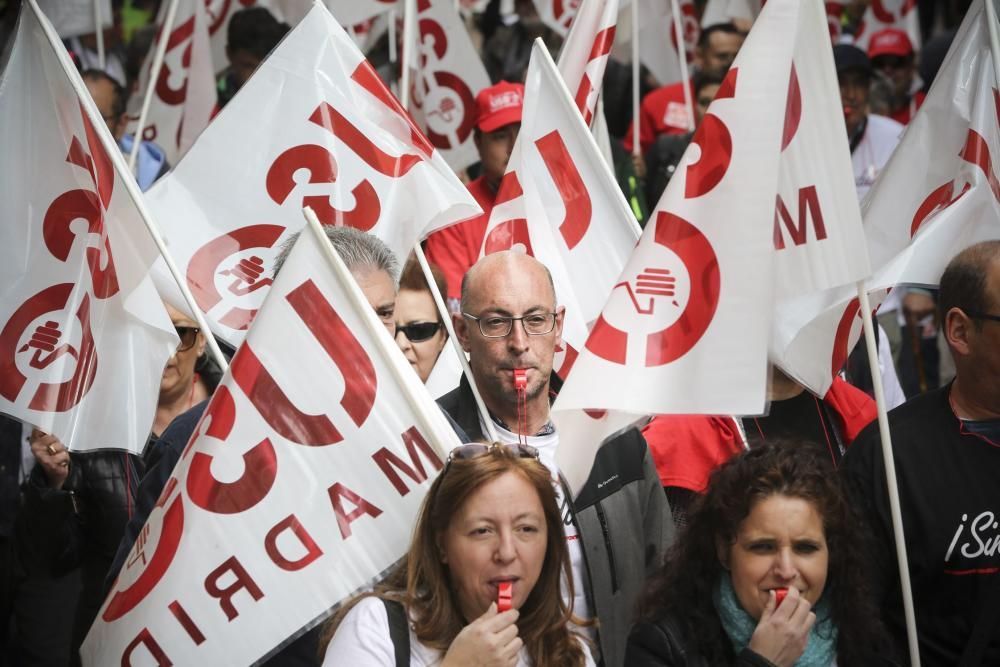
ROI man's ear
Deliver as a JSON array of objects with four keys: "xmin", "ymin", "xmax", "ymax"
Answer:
[
  {"xmin": 553, "ymin": 306, "xmax": 566, "ymax": 349},
  {"xmin": 453, "ymin": 312, "xmax": 472, "ymax": 353},
  {"xmin": 944, "ymin": 307, "xmax": 974, "ymax": 358}
]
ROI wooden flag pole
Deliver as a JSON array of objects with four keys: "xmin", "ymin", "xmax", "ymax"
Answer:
[
  {"xmin": 630, "ymin": 0, "xmax": 640, "ymax": 157},
  {"xmin": 128, "ymin": 0, "xmax": 181, "ymax": 173},
  {"xmin": 669, "ymin": 0, "xmax": 695, "ymax": 131},
  {"xmin": 93, "ymin": 0, "xmax": 106, "ymax": 69},
  {"xmin": 857, "ymin": 282, "xmax": 921, "ymax": 667}
]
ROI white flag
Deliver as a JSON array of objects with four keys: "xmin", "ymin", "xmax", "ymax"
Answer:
[
  {"xmin": 557, "ymin": 0, "xmax": 619, "ymax": 126},
  {"xmin": 480, "ymin": 41, "xmax": 641, "ymax": 378},
  {"xmin": 773, "ymin": 0, "xmax": 997, "ymax": 395},
  {"xmin": 851, "ymin": 0, "xmax": 921, "ymax": 52},
  {"xmin": 554, "ymin": 0, "xmax": 800, "ymax": 493},
  {"xmin": 127, "ymin": 0, "xmax": 218, "ymax": 165},
  {"xmin": 700, "ymin": 0, "xmax": 761, "ymax": 27},
  {"xmin": 324, "ymin": 0, "xmax": 400, "ymax": 26},
  {"xmin": 406, "ymin": 0, "xmax": 492, "ymax": 171},
  {"xmin": 0, "ymin": 2, "xmax": 177, "ymax": 453},
  {"xmin": 35, "ymin": 0, "xmax": 112, "ymax": 38},
  {"xmin": 147, "ymin": 2, "xmax": 481, "ymax": 349},
  {"xmin": 82, "ymin": 221, "xmax": 461, "ymax": 665},
  {"xmin": 533, "ymin": 0, "xmax": 583, "ymax": 36},
  {"xmin": 614, "ymin": 0, "xmax": 699, "ymax": 88}
]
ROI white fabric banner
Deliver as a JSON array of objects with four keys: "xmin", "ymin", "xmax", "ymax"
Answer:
[
  {"xmin": 700, "ymin": 0, "xmax": 761, "ymax": 27},
  {"xmin": 850, "ymin": 0, "xmax": 921, "ymax": 52},
  {"xmin": 554, "ymin": 0, "xmax": 801, "ymax": 493},
  {"xmin": 532, "ymin": 0, "xmax": 583, "ymax": 37},
  {"xmin": 325, "ymin": 0, "xmax": 400, "ymax": 27},
  {"xmin": 479, "ymin": 41, "xmax": 641, "ymax": 378},
  {"xmin": 127, "ymin": 0, "xmax": 218, "ymax": 166},
  {"xmin": 613, "ymin": 0, "xmax": 699, "ymax": 87},
  {"xmin": 557, "ymin": 0, "xmax": 619, "ymax": 126},
  {"xmin": 34, "ymin": 0, "xmax": 112, "ymax": 39},
  {"xmin": 406, "ymin": 0, "xmax": 492, "ymax": 172},
  {"xmin": 147, "ymin": 2, "xmax": 480, "ymax": 349},
  {"xmin": 773, "ymin": 0, "xmax": 997, "ymax": 395},
  {"xmin": 82, "ymin": 220, "xmax": 461, "ymax": 665},
  {"xmin": 0, "ymin": 3, "xmax": 177, "ymax": 452}
]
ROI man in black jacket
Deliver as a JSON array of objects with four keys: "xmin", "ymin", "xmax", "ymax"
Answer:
[
  {"xmin": 440, "ymin": 251, "xmax": 673, "ymax": 667},
  {"xmin": 842, "ymin": 240, "xmax": 1000, "ymax": 665}
]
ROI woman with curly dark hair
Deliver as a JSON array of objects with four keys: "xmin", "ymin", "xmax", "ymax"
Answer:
[
  {"xmin": 321, "ymin": 443, "xmax": 594, "ymax": 666},
  {"xmin": 626, "ymin": 440, "xmax": 893, "ymax": 666}
]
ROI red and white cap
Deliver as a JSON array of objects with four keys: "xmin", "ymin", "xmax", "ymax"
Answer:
[
  {"xmin": 867, "ymin": 28, "xmax": 914, "ymax": 59},
  {"xmin": 475, "ymin": 81, "xmax": 524, "ymax": 133}
]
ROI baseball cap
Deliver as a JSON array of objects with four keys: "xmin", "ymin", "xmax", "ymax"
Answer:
[
  {"xmin": 833, "ymin": 44, "xmax": 873, "ymax": 76},
  {"xmin": 475, "ymin": 81, "xmax": 524, "ymax": 133},
  {"xmin": 868, "ymin": 28, "xmax": 914, "ymax": 59}
]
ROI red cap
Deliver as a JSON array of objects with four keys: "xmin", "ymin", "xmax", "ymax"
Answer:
[
  {"xmin": 867, "ymin": 29, "xmax": 914, "ymax": 59},
  {"xmin": 475, "ymin": 81, "xmax": 524, "ymax": 133}
]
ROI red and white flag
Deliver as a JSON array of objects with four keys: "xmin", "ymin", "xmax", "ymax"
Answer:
[
  {"xmin": 406, "ymin": 0, "xmax": 492, "ymax": 171},
  {"xmin": 554, "ymin": 0, "xmax": 800, "ymax": 492},
  {"xmin": 147, "ymin": 2, "xmax": 480, "ymax": 349},
  {"xmin": 557, "ymin": 0, "xmax": 618, "ymax": 127},
  {"xmin": 615, "ymin": 0, "xmax": 699, "ymax": 88},
  {"xmin": 850, "ymin": 0, "xmax": 921, "ymax": 52},
  {"xmin": 479, "ymin": 41, "xmax": 641, "ymax": 378},
  {"xmin": 127, "ymin": 0, "xmax": 217, "ymax": 165},
  {"xmin": 534, "ymin": 0, "xmax": 583, "ymax": 36},
  {"xmin": 82, "ymin": 220, "xmax": 461, "ymax": 665},
  {"xmin": 35, "ymin": 0, "xmax": 112, "ymax": 38},
  {"xmin": 700, "ymin": 0, "xmax": 761, "ymax": 27},
  {"xmin": 0, "ymin": 2, "xmax": 177, "ymax": 453},
  {"xmin": 325, "ymin": 0, "xmax": 400, "ymax": 26},
  {"xmin": 773, "ymin": 0, "xmax": 999, "ymax": 395}
]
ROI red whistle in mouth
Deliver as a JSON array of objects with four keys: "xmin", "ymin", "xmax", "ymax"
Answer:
[
  {"xmin": 774, "ymin": 588, "xmax": 788, "ymax": 607},
  {"xmin": 513, "ymin": 369, "xmax": 527, "ymax": 391},
  {"xmin": 498, "ymin": 581, "xmax": 513, "ymax": 612}
]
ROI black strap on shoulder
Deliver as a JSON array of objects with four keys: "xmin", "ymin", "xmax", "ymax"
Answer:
[
  {"xmin": 958, "ymin": 574, "xmax": 1000, "ymax": 666},
  {"xmin": 381, "ymin": 598, "xmax": 409, "ymax": 667}
]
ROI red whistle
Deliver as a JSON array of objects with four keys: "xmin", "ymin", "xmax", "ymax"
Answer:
[
  {"xmin": 497, "ymin": 581, "xmax": 513, "ymax": 612},
  {"xmin": 513, "ymin": 369, "xmax": 527, "ymax": 391},
  {"xmin": 774, "ymin": 588, "xmax": 788, "ymax": 607}
]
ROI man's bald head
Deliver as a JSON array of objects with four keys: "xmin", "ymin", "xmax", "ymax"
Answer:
[{"xmin": 460, "ymin": 251, "xmax": 556, "ymax": 315}]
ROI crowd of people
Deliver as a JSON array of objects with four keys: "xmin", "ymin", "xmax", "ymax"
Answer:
[{"xmin": 0, "ymin": 0, "xmax": 995, "ymax": 666}]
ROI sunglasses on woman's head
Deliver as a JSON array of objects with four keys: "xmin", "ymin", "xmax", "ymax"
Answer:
[
  {"xmin": 396, "ymin": 321, "xmax": 442, "ymax": 342},
  {"xmin": 443, "ymin": 443, "xmax": 540, "ymax": 474},
  {"xmin": 174, "ymin": 326, "xmax": 201, "ymax": 352}
]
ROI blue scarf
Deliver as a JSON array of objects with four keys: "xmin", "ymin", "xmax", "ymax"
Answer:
[{"xmin": 713, "ymin": 575, "xmax": 838, "ymax": 667}]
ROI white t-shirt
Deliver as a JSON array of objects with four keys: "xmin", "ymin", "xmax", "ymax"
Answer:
[
  {"xmin": 852, "ymin": 113, "xmax": 904, "ymax": 201},
  {"xmin": 487, "ymin": 421, "xmax": 596, "ymax": 641},
  {"xmin": 323, "ymin": 596, "xmax": 596, "ymax": 666}
]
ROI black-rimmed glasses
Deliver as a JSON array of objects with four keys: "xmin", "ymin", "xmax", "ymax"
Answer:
[
  {"xmin": 175, "ymin": 326, "xmax": 201, "ymax": 352},
  {"xmin": 395, "ymin": 321, "xmax": 443, "ymax": 342},
  {"xmin": 462, "ymin": 312, "xmax": 557, "ymax": 338}
]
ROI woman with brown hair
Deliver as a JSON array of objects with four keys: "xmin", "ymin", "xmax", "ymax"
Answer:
[
  {"xmin": 322, "ymin": 444, "xmax": 594, "ymax": 666},
  {"xmin": 626, "ymin": 440, "xmax": 894, "ymax": 667}
]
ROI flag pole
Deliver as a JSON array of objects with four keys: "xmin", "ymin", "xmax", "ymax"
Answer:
[
  {"xmin": 304, "ymin": 208, "xmax": 458, "ymax": 460},
  {"xmin": 412, "ymin": 243, "xmax": 500, "ymax": 442},
  {"xmin": 128, "ymin": 0, "xmax": 181, "ymax": 173},
  {"xmin": 856, "ymin": 281, "xmax": 921, "ymax": 667},
  {"xmin": 388, "ymin": 9, "xmax": 399, "ymax": 97},
  {"xmin": 630, "ymin": 0, "xmax": 640, "ymax": 157},
  {"xmin": 28, "ymin": 0, "xmax": 230, "ymax": 374},
  {"xmin": 400, "ymin": 0, "xmax": 416, "ymax": 108},
  {"xmin": 93, "ymin": 0, "xmax": 106, "ymax": 69},
  {"xmin": 669, "ymin": 0, "xmax": 695, "ymax": 131}
]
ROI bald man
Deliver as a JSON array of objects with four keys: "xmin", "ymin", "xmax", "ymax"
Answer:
[{"xmin": 440, "ymin": 251, "xmax": 673, "ymax": 667}]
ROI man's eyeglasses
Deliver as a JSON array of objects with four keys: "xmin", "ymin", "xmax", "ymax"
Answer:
[
  {"xmin": 964, "ymin": 309, "xmax": 1000, "ymax": 324},
  {"xmin": 462, "ymin": 312, "xmax": 557, "ymax": 338},
  {"xmin": 175, "ymin": 326, "xmax": 201, "ymax": 352},
  {"xmin": 443, "ymin": 443, "xmax": 540, "ymax": 474},
  {"xmin": 395, "ymin": 321, "xmax": 442, "ymax": 343}
]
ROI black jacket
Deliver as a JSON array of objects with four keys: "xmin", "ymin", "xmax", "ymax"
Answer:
[
  {"xmin": 438, "ymin": 374, "xmax": 674, "ymax": 667},
  {"xmin": 626, "ymin": 616, "xmax": 777, "ymax": 667}
]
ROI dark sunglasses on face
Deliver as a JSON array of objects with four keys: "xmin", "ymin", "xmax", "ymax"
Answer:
[
  {"xmin": 175, "ymin": 326, "xmax": 201, "ymax": 352},
  {"xmin": 395, "ymin": 321, "xmax": 442, "ymax": 342}
]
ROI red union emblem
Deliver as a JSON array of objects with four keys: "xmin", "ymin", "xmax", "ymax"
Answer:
[
  {"xmin": 586, "ymin": 212, "xmax": 720, "ymax": 367},
  {"xmin": 186, "ymin": 224, "xmax": 285, "ymax": 331},
  {"xmin": 535, "ymin": 131, "xmax": 592, "ymax": 251},
  {"xmin": 482, "ymin": 172, "xmax": 536, "ymax": 256},
  {"xmin": 0, "ymin": 284, "xmax": 98, "ymax": 412},
  {"xmin": 153, "ymin": 15, "xmax": 196, "ymax": 106},
  {"xmin": 421, "ymin": 72, "xmax": 477, "ymax": 151}
]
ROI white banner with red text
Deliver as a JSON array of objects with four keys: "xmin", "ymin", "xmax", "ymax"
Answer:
[
  {"xmin": 0, "ymin": 3, "xmax": 178, "ymax": 453},
  {"xmin": 82, "ymin": 222, "xmax": 461, "ymax": 665},
  {"xmin": 557, "ymin": 0, "xmax": 618, "ymax": 126},
  {"xmin": 147, "ymin": 1, "xmax": 480, "ymax": 349}
]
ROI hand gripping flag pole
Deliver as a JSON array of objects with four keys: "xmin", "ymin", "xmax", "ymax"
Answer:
[{"xmin": 28, "ymin": 0, "xmax": 230, "ymax": 373}]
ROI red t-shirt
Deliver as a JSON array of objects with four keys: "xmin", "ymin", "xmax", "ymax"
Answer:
[
  {"xmin": 624, "ymin": 81, "xmax": 695, "ymax": 155},
  {"xmin": 888, "ymin": 90, "xmax": 926, "ymax": 126},
  {"xmin": 423, "ymin": 175, "xmax": 496, "ymax": 302}
]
